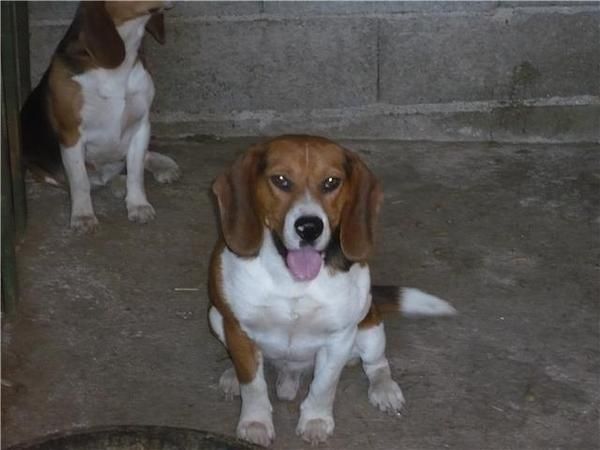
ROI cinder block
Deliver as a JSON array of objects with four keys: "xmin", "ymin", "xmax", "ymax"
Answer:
[
  {"xmin": 168, "ymin": 1, "xmax": 262, "ymax": 17},
  {"xmin": 263, "ymin": 1, "xmax": 498, "ymax": 16},
  {"xmin": 380, "ymin": 10, "xmax": 600, "ymax": 104},
  {"xmin": 147, "ymin": 17, "xmax": 378, "ymax": 114},
  {"xmin": 151, "ymin": 103, "xmax": 599, "ymax": 143}
]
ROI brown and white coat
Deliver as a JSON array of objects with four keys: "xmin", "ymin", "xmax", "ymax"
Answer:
[
  {"xmin": 21, "ymin": 1, "xmax": 179, "ymax": 232},
  {"xmin": 208, "ymin": 135, "xmax": 456, "ymax": 446}
]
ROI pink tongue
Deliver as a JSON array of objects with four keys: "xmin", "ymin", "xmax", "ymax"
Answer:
[{"xmin": 286, "ymin": 248, "xmax": 322, "ymax": 281}]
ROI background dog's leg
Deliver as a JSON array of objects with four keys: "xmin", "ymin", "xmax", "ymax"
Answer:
[
  {"xmin": 296, "ymin": 328, "xmax": 355, "ymax": 445},
  {"xmin": 61, "ymin": 141, "xmax": 97, "ymax": 232},
  {"xmin": 125, "ymin": 117, "xmax": 155, "ymax": 223},
  {"xmin": 355, "ymin": 323, "xmax": 405, "ymax": 414},
  {"xmin": 145, "ymin": 151, "xmax": 180, "ymax": 184}
]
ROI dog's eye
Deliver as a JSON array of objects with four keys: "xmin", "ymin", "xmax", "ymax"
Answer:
[
  {"xmin": 322, "ymin": 176, "xmax": 341, "ymax": 193},
  {"xmin": 270, "ymin": 175, "xmax": 293, "ymax": 192}
]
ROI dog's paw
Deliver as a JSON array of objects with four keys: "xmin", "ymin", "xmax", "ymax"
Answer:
[
  {"xmin": 368, "ymin": 378, "xmax": 405, "ymax": 414},
  {"xmin": 70, "ymin": 214, "xmax": 99, "ymax": 233},
  {"xmin": 127, "ymin": 203, "xmax": 156, "ymax": 224},
  {"xmin": 147, "ymin": 152, "xmax": 180, "ymax": 184},
  {"xmin": 237, "ymin": 420, "xmax": 274, "ymax": 447},
  {"xmin": 153, "ymin": 164, "xmax": 180, "ymax": 184},
  {"xmin": 219, "ymin": 367, "xmax": 240, "ymax": 400},
  {"xmin": 276, "ymin": 371, "xmax": 300, "ymax": 401},
  {"xmin": 296, "ymin": 417, "xmax": 334, "ymax": 445}
]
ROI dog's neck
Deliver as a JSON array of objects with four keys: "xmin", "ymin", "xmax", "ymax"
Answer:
[{"xmin": 116, "ymin": 16, "xmax": 151, "ymax": 64}]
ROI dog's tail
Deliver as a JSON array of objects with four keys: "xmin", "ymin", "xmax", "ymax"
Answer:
[{"xmin": 372, "ymin": 285, "xmax": 457, "ymax": 317}]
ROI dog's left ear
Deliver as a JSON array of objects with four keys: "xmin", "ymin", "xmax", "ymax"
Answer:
[
  {"xmin": 340, "ymin": 150, "xmax": 383, "ymax": 262},
  {"xmin": 145, "ymin": 13, "xmax": 166, "ymax": 44}
]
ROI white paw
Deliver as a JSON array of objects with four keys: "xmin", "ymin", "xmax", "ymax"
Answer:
[
  {"xmin": 368, "ymin": 378, "xmax": 405, "ymax": 414},
  {"xmin": 237, "ymin": 420, "xmax": 274, "ymax": 447},
  {"xmin": 127, "ymin": 203, "xmax": 155, "ymax": 223},
  {"xmin": 154, "ymin": 164, "xmax": 180, "ymax": 184},
  {"xmin": 276, "ymin": 371, "xmax": 300, "ymax": 401},
  {"xmin": 219, "ymin": 367, "xmax": 240, "ymax": 400},
  {"xmin": 70, "ymin": 214, "xmax": 99, "ymax": 233},
  {"xmin": 147, "ymin": 153, "xmax": 180, "ymax": 184},
  {"xmin": 296, "ymin": 416, "xmax": 334, "ymax": 445}
]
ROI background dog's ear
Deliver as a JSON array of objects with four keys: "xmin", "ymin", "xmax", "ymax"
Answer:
[
  {"xmin": 145, "ymin": 13, "xmax": 166, "ymax": 45},
  {"xmin": 212, "ymin": 146, "xmax": 265, "ymax": 257},
  {"xmin": 340, "ymin": 150, "xmax": 383, "ymax": 262},
  {"xmin": 80, "ymin": 2, "xmax": 125, "ymax": 69}
]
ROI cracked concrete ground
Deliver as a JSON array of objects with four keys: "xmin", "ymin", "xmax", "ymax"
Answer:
[{"xmin": 2, "ymin": 138, "xmax": 599, "ymax": 449}]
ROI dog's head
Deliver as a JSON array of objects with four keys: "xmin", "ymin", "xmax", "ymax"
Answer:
[
  {"xmin": 78, "ymin": 1, "xmax": 173, "ymax": 68},
  {"xmin": 213, "ymin": 136, "xmax": 383, "ymax": 281}
]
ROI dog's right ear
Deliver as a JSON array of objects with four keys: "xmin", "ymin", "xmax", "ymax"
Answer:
[
  {"xmin": 212, "ymin": 146, "xmax": 265, "ymax": 257},
  {"xmin": 80, "ymin": 2, "xmax": 125, "ymax": 69}
]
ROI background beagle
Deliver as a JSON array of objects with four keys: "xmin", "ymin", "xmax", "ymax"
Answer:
[
  {"xmin": 209, "ymin": 135, "xmax": 456, "ymax": 446},
  {"xmin": 21, "ymin": 1, "xmax": 179, "ymax": 232}
]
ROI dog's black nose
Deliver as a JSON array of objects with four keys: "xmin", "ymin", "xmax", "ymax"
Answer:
[{"xmin": 295, "ymin": 216, "xmax": 324, "ymax": 243}]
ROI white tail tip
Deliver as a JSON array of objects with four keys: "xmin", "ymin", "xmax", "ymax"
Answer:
[{"xmin": 400, "ymin": 288, "xmax": 457, "ymax": 317}]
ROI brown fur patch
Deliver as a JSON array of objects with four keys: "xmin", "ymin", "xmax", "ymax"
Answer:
[
  {"xmin": 358, "ymin": 304, "xmax": 382, "ymax": 329},
  {"xmin": 47, "ymin": 60, "xmax": 83, "ymax": 147},
  {"xmin": 208, "ymin": 240, "xmax": 259, "ymax": 384}
]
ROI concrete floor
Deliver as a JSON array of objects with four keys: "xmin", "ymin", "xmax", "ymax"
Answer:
[{"xmin": 2, "ymin": 138, "xmax": 599, "ymax": 450}]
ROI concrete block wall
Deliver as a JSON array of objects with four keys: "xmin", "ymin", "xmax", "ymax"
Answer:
[{"xmin": 28, "ymin": 1, "xmax": 600, "ymax": 142}]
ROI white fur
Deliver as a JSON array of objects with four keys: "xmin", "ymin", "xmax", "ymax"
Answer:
[
  {"xmin": 400, "ymin": 288, "xmax": 457, "ymax": 317},
  {"xmin": 213, "ymin": 229, "xmax": 404, "ymax": 445},
  {"xmin": 60, "ymin": 15, "xmax": 178, "ymax": 231},
  {"xmin": 283, "ymin": 191, "xmax": 331, "ymax": 251}
]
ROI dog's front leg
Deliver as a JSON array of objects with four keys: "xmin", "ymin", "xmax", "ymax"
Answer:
[
  {"xmin": 61, "ymin": 141, "xmax": 97, "ymax": 232},
  {"xmin": 210, "ymin": 307, "xmax": 274, "ymax": 447},
  {"xmin": 125, "ymin": 116, "xmax": 155, "ymax": 223},
  {"xmin": 297, "ymin": 327, "xmax": 356, "ymax": 445}
]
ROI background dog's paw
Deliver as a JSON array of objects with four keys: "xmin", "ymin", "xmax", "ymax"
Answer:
[
  {"xmin": 368, "ymin": 379, "xmax": 405, "ymax": 414},
  {"xmin": 296, "ymin": 417, "xmax": 334, "ymax": 445},
  {"xmin": 70, "ymin": 214, "xmax": 99, "ymax": 233},
  {"xmin": 153, "ymin": 164, "xmax": 180, "ymax": 184},
  {"xmin": 237, "ymin": 420, "xmax": 274, "ymax": 447},
  {"xmin": 127, "ymin": 203, "xmax": 156, "ymax": 223},
  {"xmin": 219, "ymin": 367, "xmax": 240, "ymax": 400},
  {"xmin": 146, "ymin": 152, "xmax": 180, "ymax": 184}
]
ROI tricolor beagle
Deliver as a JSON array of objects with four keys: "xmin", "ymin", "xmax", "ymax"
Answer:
[
  {"xmin": 208, "ymin": 135, "xmax": 456, "ymax": 446},
  {"xmin": 21, "ymin": 1, "xmax": 179, "ymax": 232}
]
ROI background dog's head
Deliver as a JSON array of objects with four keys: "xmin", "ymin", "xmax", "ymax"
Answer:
[
  {"xmin": 213, "ymin": 135, "xmax": 383, "ymax": 281},
  {"xmin": 78, "ymin": 1, "xmax": 172, "ymax": 68}
]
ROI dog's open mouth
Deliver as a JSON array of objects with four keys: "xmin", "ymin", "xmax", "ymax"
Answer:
[{"xmin": 286, "ymin": 247, "xmax": 323, "ymax": 281}]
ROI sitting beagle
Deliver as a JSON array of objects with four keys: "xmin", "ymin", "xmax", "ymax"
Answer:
[
  {"xmin": 208, "ymin": 135, "xmax": 456, "ymax": 446},
  {"xmin": 21, "ymin": 1, "xmax": 179, "ymax": 232}
]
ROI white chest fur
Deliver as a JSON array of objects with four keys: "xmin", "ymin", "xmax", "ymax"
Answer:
[
  {"xmin": 73, "ymin": 16, "xmax": 155, "ymax": 166},
  {"xmin": 221, "ymin": 233, "xmax": 372, "ymax": 364}
]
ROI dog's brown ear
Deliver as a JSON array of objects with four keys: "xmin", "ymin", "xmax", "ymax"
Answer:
[
  {"xmin": 212, "ymin": 146, "xmax": 265, "ymax": 257},
  {"xmin": 340, "ymin": 150, "xmax": 383, "ymax": 262},
  {"xmin": 80, "ymin": 2, "xmax": 125, "ymax": 69},
  {"xmin": 145, "ymin": 13, "xmax": 166, "ymax": 44}
]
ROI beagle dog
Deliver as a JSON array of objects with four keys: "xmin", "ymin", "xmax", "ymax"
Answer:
[
  {"xmin": 21, "ymin": 1, "xmax": 179, "ymax": 232},
  {"xmin": 209, "ymin": 135, "xmax": 456, "ymax": 446}
]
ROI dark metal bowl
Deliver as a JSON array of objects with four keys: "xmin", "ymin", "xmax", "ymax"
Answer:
[{"xmin": 7, "ymin": 426, "xmax": 262, "ymax": 450}]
